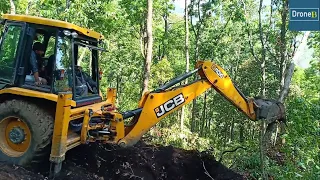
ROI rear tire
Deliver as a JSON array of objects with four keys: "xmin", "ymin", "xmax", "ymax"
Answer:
[{"xmin": 0, "ymin": 99, "xmax": 54, "ymax": 167}]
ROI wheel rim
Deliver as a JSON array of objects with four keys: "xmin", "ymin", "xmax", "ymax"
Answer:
[{"xmin": 0, "ymin": 116, "xmax": 31, "ymax": 157}]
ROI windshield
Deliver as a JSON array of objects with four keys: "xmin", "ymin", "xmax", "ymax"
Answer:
[
  {"xmin": 53, "ymin": 31, "xmax": 101, "ymax": 99},
  {"xmin": 73, "ymin": 40, "xmax": 99, "ymax": 98}
]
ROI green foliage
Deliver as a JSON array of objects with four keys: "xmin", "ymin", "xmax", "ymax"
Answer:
[
  {"xmin": 150, "ymin": 58, "xmax": 174, "ymax": 89},
  {"xmin": 278, "ymin": 97, "xmax": 320, "ymax": 179},
  {"xmin": 308, "ymin": 32, "xmax": 320, "ymax": 58},
  {"xmin": 146, "ymin": 124, "xmax": 212, "ymax": 152},
  {"xmin": 0, "ymin": 1, "xmax": 9, "ymax": 14},
  {"xmin": 292, "ymin": 60, "xmax": 320, "ymax": 102},
  {"xmin": 228, "ymin": 94, "xmax": 320, "ymax": 179},
  {"xmin": 0, "ymin": 25, "xmax": 22, "ymax": 79}
]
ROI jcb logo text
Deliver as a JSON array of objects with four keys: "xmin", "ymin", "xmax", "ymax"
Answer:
[
  {"xmin": 154, "ymin": 94, "xmax": 185, "ymax": 118},
  {"xmin": 214, "ymin": 67, "xmax": 224, "ymax": 78}
]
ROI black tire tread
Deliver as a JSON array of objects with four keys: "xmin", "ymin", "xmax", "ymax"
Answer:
[{"xmin": 0, "ymin": 99, "xmax": 54, "ymax": 166}]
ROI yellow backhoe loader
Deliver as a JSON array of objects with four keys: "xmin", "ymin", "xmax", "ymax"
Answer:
[{"xmin": 0, "ymin": 14, "xmax": 286, "ymax": 177}]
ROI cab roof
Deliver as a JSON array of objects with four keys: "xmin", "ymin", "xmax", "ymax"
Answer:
[{"xmin": 2, "ymin": 14, "xmax": 104, "ymax": 40}]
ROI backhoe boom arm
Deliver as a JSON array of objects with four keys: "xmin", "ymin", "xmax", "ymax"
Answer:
[{"xmin": 118, "ymin": 61, "xmax": 285, "ymax": 147}]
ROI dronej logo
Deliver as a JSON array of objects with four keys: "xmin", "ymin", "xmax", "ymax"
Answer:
[
  {"xmin": 290, "ymin": 8, "xmax": 319, "ymax": 21},
  {"xmin": 312, "ymin": 11, "xmax": 318, "ymax": 18},
  {"xmin": 154, "ymin": 94, "xmax": 185, "ymax": 118}
]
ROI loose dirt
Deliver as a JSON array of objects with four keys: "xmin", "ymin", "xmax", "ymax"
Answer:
[{"xmin": 0, "ymin": 142, "xmax": 244, "ymax": 180}]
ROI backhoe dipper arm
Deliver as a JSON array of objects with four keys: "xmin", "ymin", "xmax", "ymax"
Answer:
[{"xmin": 118, "ymin": 61, "xmax": 285, "ymax": 147}]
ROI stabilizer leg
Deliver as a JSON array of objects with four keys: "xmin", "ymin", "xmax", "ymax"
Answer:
[
  {"xmin": 49, "ymin": 162, "xmax": 62, "ymax": 179},
  {"xmin": 49, "ymin": 93, "xmax": 72, "ymax": 179}
]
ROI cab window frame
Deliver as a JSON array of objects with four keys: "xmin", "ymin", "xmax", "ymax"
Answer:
[
  {"xmin": 0, "ymin": 21, "xmax": 26, "ymax": 84},
  {"xmin": 71, "ymin": 35, "xmax": 102, "ymax": 105},
  {"xmin": 20, "ymin": 23, "xmax": 58, "ymax": 93}
]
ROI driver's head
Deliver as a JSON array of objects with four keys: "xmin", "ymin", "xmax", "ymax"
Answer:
[{"xmin": 33, "ymin": 42, "xmax": 45, "ymax": 57}]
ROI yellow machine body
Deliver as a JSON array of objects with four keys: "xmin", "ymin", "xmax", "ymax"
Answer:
[{"xmin": 2, "ymin": 14, "xmax": 104, "ymax": 40}]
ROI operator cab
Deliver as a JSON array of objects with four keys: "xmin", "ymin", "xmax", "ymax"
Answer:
[{"xmin": 0, "ymin": 14, "xmax": 105, "ymax": 106}]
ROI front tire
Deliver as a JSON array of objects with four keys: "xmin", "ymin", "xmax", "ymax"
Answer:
[{"xmin": 0, "ymin": 99, "xmax": 54, "ymax": 167}]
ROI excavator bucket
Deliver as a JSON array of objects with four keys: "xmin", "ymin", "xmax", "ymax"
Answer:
[{"xmin": 254, "ymin": 98, "xmax": 286, "ymax": 124}]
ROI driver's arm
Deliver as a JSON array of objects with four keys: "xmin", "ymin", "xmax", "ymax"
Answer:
[{"xmin": 30, "ymin": 51, "xmax": 40, "ymax": 83}]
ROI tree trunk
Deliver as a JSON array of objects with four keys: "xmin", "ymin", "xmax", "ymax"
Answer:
[
  {"xmin": 279, "ymin": 0, "xmax": 289, "ymax": 91},
  {"xmin": 180, "ymin": 0, "xmax": 190, "ymax": 130},
  {"xmin": 190, "ymin": 36, "xmax": 199, "ymax": 132},
  {"xmin": 277, "ymin": 31, "xmax": 311, "ymax": 146},
  {"xmin": 200, "ymin": 92, "xmax": 207, "ymax": 136},
  {"xmin": 223, "ymin": 122, "xmax": 228, "ymax": 149},
  {"xmin": 260, "ymin": 121, "xmax": 267, "ymax": 180},
  {"xmin": 279, "ymin": 63, "xmax": 294, "ymax": 102},
  {"xmin": 191, "ymin": 102, "xmax": 196, "ymax": 132},
  {"xmin": 258, "ymin": 1, "xmax": 268, "ymax": 178},
  {"xmin": 66, "ymin": 0, "xmax": 71, "ymax": 9},
  {"xmin": 279, "ymin": 32, "xmax": 310, "ymax": 102},
  {"xmin": 230, "ymin": 118, "xmax": 235, "ymax": 142},
  {"xmin": 190, "ymin": 0, "xmax": 204, "ymax": 133},
  {"xmin": 161, "ymin": 11, "xmax": 168, "ymax": 60},
  {"xmin": 9, "ymin": 0, "xmax": 15, "ymax": 14},
  {"xmin": 259, "ymin": 0, "xmax": 266, "ymax": 97},
  {"xmin": 191, "ymin": 100, "xmax": 198, "ymax": 132},
  {"xmin": 258, "ymin": 1, "xmax": 289, "ymax": 154},
  {"xmin": 239, "ymin": 123, "xmax": 244, "ymax": 143},
  {"xmin": 208, "ymin": 118, "xmax": 211, "ymax": 136},
  {"xmin": 184, "ymin": 0, "xmax": 190, "ymax": 77},
  {"xmin": 64, "ymin": 0, "xmax": 71, "ymax": 21},
  {"xmin": 274, "ymin": 2, "xmax": 309, "ymax": 149},
  {"xmin": 251, "ymin": 126, "xmax": 255, "ymax": 139},
  {"xmin": 140, "ymin": 27, "xmax": 146, "ymax": 59},
  {"xmin": 116, "ymin": 75, "xmax": 121, "ymax": 105},
  {"xmin": 142, "ymin": 0, "xmax": 153, "ymax": 96},
  {"xmin": 25, "ymin": 0, "xmax": 30, "ymax": 14}
]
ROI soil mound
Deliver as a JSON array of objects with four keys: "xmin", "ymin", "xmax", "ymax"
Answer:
[
  {"xmin": 0, "ymin": 162, "xmax": 44, "ymax": 180},
  {"xmin": 0, "ymin": 142, "xmax": 244, "ymax": 180}
]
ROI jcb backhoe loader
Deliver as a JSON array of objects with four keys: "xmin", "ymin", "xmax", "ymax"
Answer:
[{"xmin": 0, "ymin": 14, "xmax": 285, "ymax": 177}]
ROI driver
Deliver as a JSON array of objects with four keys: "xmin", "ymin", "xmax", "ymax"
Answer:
[{"xmin": 29, "ymin": 42, "xmax": 47, "ymax": 85}]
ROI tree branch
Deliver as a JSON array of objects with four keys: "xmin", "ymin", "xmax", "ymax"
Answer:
[
  {"xmin": 259, "ymin": 0, "xmax": 266, "ymax": 59},
  {"xmin": 218, "ymin": 146, "xmax": 247, "ymax": 162},
  {"xmin": 241, "ymin": 0, "xmax": 259, "ymax": 62},
  {"xmin": 265, "ymin": 43, "xmax": 277, "ymax": 60},
  {"xmin": 214, "ymin": 15, "xmax": 233, "ymax": 45},
  {"xmin": 279, "ymin": 31, "xmax": 310, "ymax": 102},
  {"xmin": 202, "ymin": 161, "xmax": 214, "ymax": 180}
]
